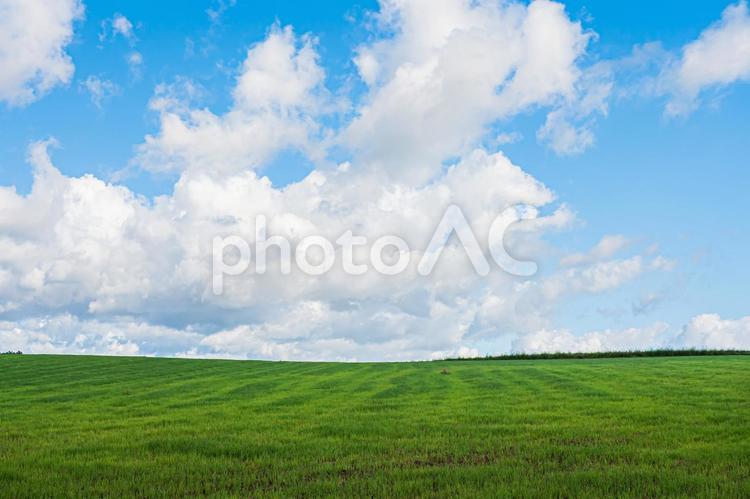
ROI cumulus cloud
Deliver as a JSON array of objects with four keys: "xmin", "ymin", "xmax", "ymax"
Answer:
[
  {"xmin": 677, "ymin": 314, "xmax": 750, "ymax": 350},
  {"xmin": 515, "ymin": 312, "xmax": 750, "ymax": 354},
  {"xmin": 135, "ymin": 25, "xmax": 330, "ymax": 176},
  {"xmin": 4, "ymin": 311, "xmax": 748, "ymax": 359},
  {"xmin": 0, "ymin": 0, "xmax": 84, "ymax": 106},
  {"xmin": 1, "ymin": 136, "xmax": 578, "ymax": 360},
  {"xmin": 347, "ymin": 0, "xmax": 595, "ymax": 179},
  {"xmin": 663, "ymin": 1, "xmax": 750, "ymax": 115},
  {"xmin": 0, "ymin": 3, "xmax": 686, "ymax": 360},
  {"xmin": 0, "ymin": 314, "xmax": 202, "ymax": 357},
  {"xmin": 514, "ymin": 322, "xmax": 671, "ymax": 353}
]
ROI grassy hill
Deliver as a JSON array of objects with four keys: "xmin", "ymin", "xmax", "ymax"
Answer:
[{"xmin": 1, "ymin": 354, "xmax": 749, "ymax": 497}]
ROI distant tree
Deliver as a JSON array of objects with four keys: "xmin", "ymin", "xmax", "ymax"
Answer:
[{"xmin": 446, "ymin": 349, "xmax": 750, "ymax": 361}]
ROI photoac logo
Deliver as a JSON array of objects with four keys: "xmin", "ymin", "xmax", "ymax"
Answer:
[{"xmin": 212, "ymin": 204, "xmax": 538, "ymax": 295}]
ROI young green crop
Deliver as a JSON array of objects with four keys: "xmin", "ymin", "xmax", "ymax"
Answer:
[{"xmin": 1, "ymin": 355, "xmax": 748, "ymax": 497}]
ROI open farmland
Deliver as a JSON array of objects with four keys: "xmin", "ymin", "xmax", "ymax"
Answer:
[{"xmin": 1, "ymin": 354, "xmax": 749, "ymax": 497}]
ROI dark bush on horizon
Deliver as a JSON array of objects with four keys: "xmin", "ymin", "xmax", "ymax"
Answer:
[
  {"xmin": 1, "ymin": 350, "xmax": 23, "ymax": 355},
  {"xmin": 446, "ymin": 349, "xmax": 750, "ymax": 361}
]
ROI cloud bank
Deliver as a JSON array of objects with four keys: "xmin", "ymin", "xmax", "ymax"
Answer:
[
  {"xmin": 0, "ymin": 0, "xmax": 84, "ymax": 106},
  {"xmin": 0, "ymin": 0, "xmax": 746, "ymax": 360}
]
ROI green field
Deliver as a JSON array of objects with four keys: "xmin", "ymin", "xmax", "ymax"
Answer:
[{"xmin": 1, "ymin": 355, "xmax": 749, "ymax": 497}]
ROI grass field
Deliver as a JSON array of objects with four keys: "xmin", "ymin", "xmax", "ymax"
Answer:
[{"xmin": 1, "ymin": 355, "xmax": 749, "ymax": 497}]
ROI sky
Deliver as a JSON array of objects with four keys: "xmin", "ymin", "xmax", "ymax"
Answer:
[{"xmin": 0, "ymin": 0, "xmax": 749, "ymax": 360}]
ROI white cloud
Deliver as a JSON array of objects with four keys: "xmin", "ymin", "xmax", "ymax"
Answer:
[
  {"xmin": 0, "ymin": 10, "xmax": 694, "ymax": 360},
  {"xmin": 207, "ymin": 0, "xmax": 237, "ymax": 26},
  {"xmin": 537, "ymin": 110, "xmax": 595, "ymax": 155},
  {"xmin": 127, "ymin": 51, "xmax": 143, "ymax": 67},
  {"xmin": 80, "ymin": 75, "xmax": 119, "ymax": 108},
  {"xmin": 0, "ymin": 134, "xmax": 577, "ymax": 360},
  {"xmin": 0, "ymin": 0, "xmax": 84, "ymax": 106},
  {"xmin": 127, "ymin": 51, "xmax": 143, "ymax": 78},
  {"xmin": 514, "ymin": 322, "xmax": 671, "ymax": 353},
  {"xmin": 233, "ymin": 26, "xmax": 325, "ymax": 112},
  {"xmin": 515, "ymin": 313, "xmax": 750, "ymax": 354},
  {"xmin": 4, "ymin": 311, "xmax": 747, "ymax": 359},
  {"xmin": 0, "ymin": 314, "xmax": 202, "ymax": 356},
  {"xmin": 112, "ymin": 14, "xmax": 134, "ymax": 39},
  {"xmin": 347, "ymin": 0, "xmax": 594, "ymax": 180},
  {"xmin": 649, "ymin": 255, "xmax": 677, "ymax": 272},
  {"xmin": 98, "ymin": 14, "xmax": 142, "ymax": 77},
  {"xmin": 537, "ymin": 62, "xmax": 613, "ymax": 155},
  {"xmin": 100, "ymin": 13, "xmax": 136, "ymax": 44},
  {"xmin": 677, "ymin": 314, "xmax": 750, "ymax": 350},
  {"xmin": 561, "ymin": 234, "xmax": 630, "ymax": 267},
  {"xmin": 663, "ymin": 1, "xmax": 750, "ymax": 115},
  {"xmin": 135, "ymin": 25, "xmax": 329, "ymax": 176},
  {"xmin": 541, "ymin": 256, "xmax": 647, "ymax": 300},
  {"xmin": 494, "ymin": 132, "xmax": 523, "ymax": 146}
]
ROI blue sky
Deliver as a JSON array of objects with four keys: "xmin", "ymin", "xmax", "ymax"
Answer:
[{"xmin": 0, "ymin": 0, "xmax": 749, "ymax": 359}]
